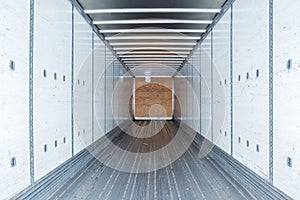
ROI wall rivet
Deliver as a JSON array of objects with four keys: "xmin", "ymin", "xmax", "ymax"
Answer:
[
  {"xmin": 9, "ymin": 60, "xmax": 15, "ymax": 71},
  {"xmin": 286, "ymin": 59, "xmax": 292, "ymax": 70},
  {"xmin": 10, "ymin": 157, "xmax": 16, "ymax": 167}
]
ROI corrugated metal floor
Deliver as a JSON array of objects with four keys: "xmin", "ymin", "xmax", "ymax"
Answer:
[{"xmin": 47, "ymin": 121, "xmax": 253, "ymax": 200}]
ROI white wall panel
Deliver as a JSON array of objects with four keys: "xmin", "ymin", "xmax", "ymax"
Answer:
[
  {"xmin": 173, "ymin": 77, "xmax": 180, "ymax": 121},
  {"xmin": 233, "ymin": 0, "xmax": 269, "ymax": 179},
  {"xmin": 111, "ymin": 64, "xmax": 133, "ymax": 123},
  {"xmin": 183, "ymin": 70, "xmax": 189, "ymax": 123},
  {"xmin": 112, "ymin": 75, "xmax": 133, "ymax": 123},
  {"xmin": 0, "ymin": 1, "xmax": 30, "ymax": 198},
  {"xmin": 94, "ymin": 38, "xmax": 106, "ymax": 141},
  {"xmin": 184, "ymin": 63, "xmax": 194, "ymax": 127},
  {"xmin": 212, "ymin": 10, "xmax": 231, "ymax": 154},
  {"xmin": 200, "ymin": 34, "xmax": 212, "ymax": 140},
  {"xmin": 191, "ymin": 50, "xmax": 201, "ymax": 132},
  {"xmin": 74, "ymin": 9, "xmax": 93, "ymax": 154},
  {"xmin": 112, "ymin": 62, "xmax": 121, "ymax": 128},
  {"xmin": 105, "ymin": 49, "xmax": 114, "ymax": 132},
  {"xmin": 33, "ymin": 0, "xmax": 72, "ymax": 180},
  {"xmin": 273, "ymin": 0, "xmax": 300, "ymax": 198},
  {"xmin": 174, "ymin": 76, "xmax": 187, "ymax": 123}
]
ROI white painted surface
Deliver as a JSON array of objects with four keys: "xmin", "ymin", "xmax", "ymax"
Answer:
[
  {"xmin": 105, "ymin": 49, "xmax": 115, "ymax": 132},
  {"xmin": 232, "ymin": 0, "xmax": 269, "ymax": 180},
  {"xmin": 0, "ymin": 1, "xmax": 30, "ymax": 198},
  {"xmin": 273, "ymin": 0, "xmax": 300, "ymax": 199},
  {"xmin": 174, "ymin": 76, "xmax": 187, "ymax": 122},
  {"xmin": 200, "ymin": 34, "xmax": 212, "ymax": 140},
  {"xmin": 74, "ymin": 9, "xmax": 93, "ymax": 154},
  {"xmin": 94, "ymin": 38, "xmax": 106, "ymax": 141},
  {"xmin": 33, "ymin": 0, "xmax": 72, "ymax": 180},
  {"xmin": 212, "ymin": 10, "xmax": 231, "ymax": 155},
  {"xmin": 112, "ymin": 63, "xmax": 122, "ymax": 128},
  {"xmin": 191, "ymin": 49, "xmax": 201, "ymax": 132},
  {"xmin": 173, "ymin": 77, "xmax": 180, "ymax": 121},
  {"xmin": 187, "ymin": 64, "xmax": 194, "ymax": 128},
  {"xmin": 112, "ymin": 76, "xmax": 133, "ymax": 123}
]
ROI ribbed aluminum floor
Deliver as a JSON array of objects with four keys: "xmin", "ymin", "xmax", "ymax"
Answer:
[{"xmin": 47, "ymin": 121, "xmax": 253, "ymax": 200}]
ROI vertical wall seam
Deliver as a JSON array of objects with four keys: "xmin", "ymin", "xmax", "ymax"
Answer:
[
  {"xmin": 192, "ymin": 59, "xmax": 194, "ymax": 129},
  {"xmin": 185, "ymin": 64, "xmax": 187, "ymax": 122},
  {"xmin": 111, "ymin": 57, "xmax": 115, "ymax": 128},
  {"xmin": 71, "ymin": 5, "xmax": 75, "ymax": 157},
  {"xmin": 230, "ymin": 5, "xmax": 234, "ymax": 157},
  {"xmin": 92, "ymin": 32, "xmax": 95, "ymax": 142},
  {"xmin": 211, "ymin": 32, "xmax": 214, "ymax": 143},
  {"xmin": 112, "ymin": 59, "xmax": 115, "ymax": 127},
  {"xmin": 269, "ymin": 0, "xmax": 274, "ymax": 184},
  {"xmin": 172, "ymin": 77, "xmax": 174, "ymax": 119},
  {"xmin": 104, "ymin": 47, "xmax": 106, "ymax": 133},
  {"xmin": 199, "ymin": 48, "xmax": 202, "ymax": 135},
  {"xmin": 29, "ymin": 0, "xmax": 35, "ymax": 185},
  {"xmin": 133, "ymin": 77, "xmax": 135, "ymax": 119}
]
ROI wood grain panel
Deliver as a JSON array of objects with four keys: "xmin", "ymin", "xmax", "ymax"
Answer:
[{"xmin": 135, "ymin": 78, "xmax": 173, "ymax": 119}]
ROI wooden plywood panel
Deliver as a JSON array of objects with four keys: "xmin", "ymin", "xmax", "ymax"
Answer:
[{"xmin": 135, "ymin": 78, "xmax": 173, "ymax": 119}]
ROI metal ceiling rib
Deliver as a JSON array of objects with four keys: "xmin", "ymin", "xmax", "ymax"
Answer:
[
  {"xmin": 93, "ymin": 19, "xmax": 213, "ymax": 25},
  {"xmin": 100, "ymin": 28, "xmax": 206, "ymax": 33},
  {"xmin": 78, "ymin": 0, "xmax": 225, "ymax": 9},
  {"xmin": 114, "ymin": 47, "xmax": 194, "ymax": 51},
  {"xmin": 85, "ymin": 8, "xmax": 221, "ymax": 14},
  {"xmin": 76, "ymin": 0, "xmax": 228, "ymax": 77},
  {"xmin": 106, "ymin": 35, "xmax": 201, "ymax": 40},
  {"xmin": 120, "ymin": 55, "xmax": 187, "ymax": 58}
]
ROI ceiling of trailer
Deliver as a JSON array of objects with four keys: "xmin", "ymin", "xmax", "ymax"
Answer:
[{"xmin": 77, "ymin": 0, "xmax": 227, "ymax": 77}]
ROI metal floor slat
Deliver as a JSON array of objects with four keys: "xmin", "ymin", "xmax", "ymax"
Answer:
[{"xmin": 48, "ymin": 121, "xmax": 254, "ymax": 200}]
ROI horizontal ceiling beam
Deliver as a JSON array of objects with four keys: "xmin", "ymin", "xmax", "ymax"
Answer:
[
  {"xmin": 133, "ymin": 75, "xmax": 174, "ymax": 78},
  {"xmin": 110, "ymin": 42, "xmax": 196, "ymax": 46},
  {"xmin": 129, "ymin": 65, "xmax": 179, "ymax": 67},
  {"xmin": 85, "ymin": 8, "xmax": 221, "ymax": 14},
  {"xmin": 117, "ymin": 51, "xmax": 190, "ymax": 55},
  {"xmin": 125, "ymin": 60, "xmax": 182, "ymax": 63},
  {"xmin": 100, "ymin": 29, "xmax": 206, "ymax": 33},
  {"xmin": 93, "ymin": 19, "xmax": 212, "ymax": 25},
  {"xmin": 119, "ymin": 54, "xmax": 186, "ymax": 58},
  {"xmin": 126, "ymin": 66, "xmax": 180, "ymax": 68},
  {"xmin": 128, "ymin": 66, "xmax": 180, "ymax": 69},
  {"xmin": 105, "ymin": 36, "xmax": 199, "ymax": 40},
  {"xmin": 114, "ymin": 47, "xmax": 193, "ymax": 50},
  {"xmin": 122, "ymin": 58, "xmax": 185, "ymax": 61}
]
